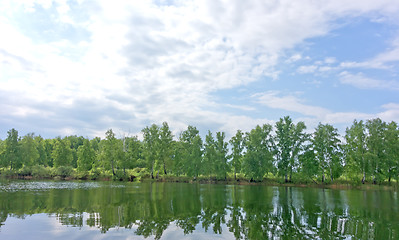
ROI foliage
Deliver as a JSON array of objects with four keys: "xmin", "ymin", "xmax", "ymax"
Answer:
[
  {"xmin": 229, "ymin": 130, "xmax": 244, "ymax": 180},
  {"xmin": 274, "ymin": 116, "xmax": 308, "ymax": 182},
  {"xmin": 242, "ymin": 124, "xmax": 274, "ymax": 181},
  {"xmin": 313, "ymin": 123, "xmax": 342, "ymax": 183},
  {"xmin": 1, "ymin": 117, "xmax": 399, "ymax": 184}
]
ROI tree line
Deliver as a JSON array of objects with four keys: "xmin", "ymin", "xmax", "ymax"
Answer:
[{"xmin": 0, "ymin": 116, "xmax": 398, "ymax": 184}]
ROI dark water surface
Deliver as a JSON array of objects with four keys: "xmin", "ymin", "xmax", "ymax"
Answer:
[{"xmin": 0, "ymin": 180, "xmax": 398, "ymax": 239}]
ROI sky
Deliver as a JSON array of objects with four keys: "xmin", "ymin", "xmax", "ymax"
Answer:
[{"xmin": 1, "ymin": 0, "xmax": 399, "ymax": 140}]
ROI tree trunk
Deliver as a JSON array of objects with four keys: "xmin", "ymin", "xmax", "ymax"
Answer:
[
  {"xmin": 111, "ymin": 160, "xmax": 115, "ymax": 176},
  {"xmin": 330, "ymin": 167, "xmax": 333, "ymax": 183},
  {"xmin": 284, "ymin": 173, "xmax": 288, "ymax": 183},
  {"xmin": 362, "ymin": 171, "xmax": 365, "ymax": 184},
  {"xmin": 163, "ymin": 161, "xmax": 167, "ymax": 175}
]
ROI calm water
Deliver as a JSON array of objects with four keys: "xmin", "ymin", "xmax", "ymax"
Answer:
[{"xmin": 0, "ymin": 180, "xmax": 398, "ymax": 239}]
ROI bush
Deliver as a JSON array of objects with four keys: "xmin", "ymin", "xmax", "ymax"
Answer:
[
  {"xmin": 131, "ymin": 168, "xmax": 151, "ymax": 180},
  {"xmin": 89, "ymin": 168, "xmax": 102, "ymax": 180},
  {"xmin": 1, "ymin": 168, "xmax": 17, "ymax": 178},
  {"xmin": 55, "ymin": 166, "xmax": 74, "ymax": 178},
  {"xmin": 31, "ymin": 165, "xmax": 52, "ymax": 178},
  {"xmin": 112, "ymin": 169, "xmax": 129, "ymax": 181},
  {"xmin": 19, "ymin": 166, "xmax": 33, "ymax": 176},
  {"xmin": 73, "ymin": 170, "xmax": 89, "ymax": 180}
]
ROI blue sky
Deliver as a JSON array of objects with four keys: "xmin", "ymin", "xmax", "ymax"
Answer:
[{"xmin": 1, "ymin": 0, "xmax": 399, "ymax": 139}]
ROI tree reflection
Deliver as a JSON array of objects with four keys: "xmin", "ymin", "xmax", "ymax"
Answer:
[{"xmin": 0, "ymin": 182, "xmax": 398, "ymax": 239}]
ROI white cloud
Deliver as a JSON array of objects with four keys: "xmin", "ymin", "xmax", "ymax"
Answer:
[
  {"xmin": 254, "ymin": 91, "xmax": 379, "ymax": 127},
  {"xmin": 254, "ymin": 91, "xmax": 329, "ymax": 118},
  {"xmin": 297, "ymin": 65, "xmax": 318, "ymax": 74},
  {"xmin": 339, "ymin": 71, "xmax": 399, "ymax": 90},
  {"xmin": 286, "ymin": 54, "xmax": 302, "ymax": 63},
  {"xmin": 324, "ymin": 57, "xmax": 336, "ymax": 64},
  {"xmin": 1, "ymin": 0, "xmax": 399, "ymax": 138}
]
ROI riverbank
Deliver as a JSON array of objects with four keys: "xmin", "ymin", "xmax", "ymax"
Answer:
[{"xmin": 1, "ymin": 167, "xmax": 397, "ymax": 191}]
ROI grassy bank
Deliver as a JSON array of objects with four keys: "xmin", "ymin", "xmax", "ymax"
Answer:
[{"xmin": 1, "ymin": 166, "xmax": 397, "ymax": 191}]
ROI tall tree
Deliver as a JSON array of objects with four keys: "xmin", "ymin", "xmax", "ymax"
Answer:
[
  {"xmin": 203, "ymin": 131, "xmax": 216, "ymax": 178},
  {"xmin": 52, "ymin": 137, "xmax": 73, "ymax": 168},
  {"xmin": 66, "ymin": 135, "xmax": 85, "ymax": 168},
  {"xmin": 384, "ymin": 121, "xmax": 399, "ymax": 183},
  {"xmin": 4, "ymin": 128, "xmax": 21, "ymax": 170},
  {"xmin": 158, "ymin": 122, "xmax": 174, "ymax": 175},
  {"xmin": 344, "ymin": 120, "xmax": 368, "ymax": 183},
  {"xmin": 229, "ymin": 130, "xmax": 244, "ymax": 180},
  {"xmin": 102, "ymin": 129, "xmax": 123, "ymax": 176},
  {"xmin": 242, "ymin": 124, "xmax": 274, "ymax": 181},
  {"xmin": 274, "ymin": 116, "xmax": 308, "ymax": 182},
  {"xmin": 124, "ymin": 136, "xmax": 142, "ymax": 170},
  {"xmin": 214, "ymin": 131, "xmax": 229, "ymax": 180},
  {"xmin": 77, "ymin": 138, "xmax": 96, "ymax": 172},
  {"xmin": 43, "ymin": 139, "xmax": 55, "ymax": 167},
  {"xmin": 366, "ymin": 118, "xmax": 386, "ymax": 184},
  {"xmin": 20, "ymin": 133, "xmax": 39, "ymax": 167},
  {"xmin": 0, "ymin": 139, "xmax": 4, "ymax": 168},
  {"xmin": 34, "ymin": 136, "xmax": 48, "ymax": 166},
  {"xmin": 313, "ymin": 123, "xmax": 342, "ymax": 183},
  {"xmin": 142, "ymin": 124, "xmax": 160, "ymax": 179},
  {"xmin": 179, "ymin": 126, "xmax": 203, "ymax": 178},
  {"xmin": 298, "ymin": 147, "xmax": 318, "ymax": 183}
]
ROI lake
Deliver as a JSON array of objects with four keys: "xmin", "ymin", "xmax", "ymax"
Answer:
[{"xmin": 0, "ymin": 180, "xmax": 398, "ymax": 239}]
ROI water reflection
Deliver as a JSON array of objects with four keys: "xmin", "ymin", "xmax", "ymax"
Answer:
[{"xmin": 0, "ymin": 181, "xmax": 398, "ymax": 239}]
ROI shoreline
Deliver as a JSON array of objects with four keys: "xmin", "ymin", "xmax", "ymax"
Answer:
[{"xmin": 1, "ymin": 174, "xmax": 397, "ymax": 191}]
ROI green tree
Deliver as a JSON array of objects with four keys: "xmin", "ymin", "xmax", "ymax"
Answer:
[
  {"xmin": 52, "ymin": 137, "xmax": 73, "ymax": 168},
  {"xmin": 142, "ymin": 124, "xmax": 160, "ymax": 179},
  {"xmin": 366, "ymin": 118, "xmax": 386, "ymax": 184},
  {"xmin": 4, "ymin": 128, "xmax": 21, "ymax": 170},
  {"xmin": 158, "ymin": 122, "xmax": 174, "ymax": 175},
  {"xmin": 102, "ymin": 129, "xmax": 123, "ymax": 176},
  {"xmin": 313, "ymin": 123, "xmax": 342, "ymax": 183},
  {"xmin": 384, "ymin": 121, "xmax": 399, "ymax": 183},
  {"xmin": 172, "ymin": 140, "xmax": 185, "ymax": 176},
  {"xmin": 44, "ymin": 139, "xmax": 55, "ymax": 167},
  {"xmin": 179, "ymin": 126, "xmax": 203, "ymax": 178},
  {"xmin": 214, "ymin": 131, "xmax": 229, "ymax": 180},
  {"xmin": 274, "ymin": 116, "xmax": 308, "ymax": 182},
  {"xmin": 123, "ymin": 136, "xmax": 142, "ymax": 170},
  {"xmin": 229, "ymin": 130, "xmax": 244, "ymax": 180},
  {"xmin": 34, "ymin": 136, "xmax": 48, "ymax": 166},
  {"xmin": 203, "ymin": 131, "xmax": 216, "ymax": 178},
  {"xmin": 66, "ymin": 135, "xmax": 85, "ymax": 168},
  {"xmin": 20, "ymin": 133, "xmax": 39, "ymax": 167},
  {"xmin": 344, "ymin": 120, "xmax": 368, "ymax": 183},
  {"xmin": 77, "ymin": 138, "xmax": 96, "ymax": 172},
  {"xmin": 298, "ymin": 148, "xmax": 318, "ymax": 183},
  {"xmin": 242, "ymin": 124, "xmax": 274, "ymax": 181},
  {"xmin": 0, "ymin": 139, "xmax": 4, "ymax": 167}
]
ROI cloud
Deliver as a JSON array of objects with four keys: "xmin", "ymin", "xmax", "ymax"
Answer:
[
  {"xmin": 297, "ymin": 65, "xmax": 318, "ymax": 74},
  {"xmin": 339, "ymin": 71, "xmax": 399, "ymax": 90},
  {"xmin": 254, "ymin": 91, "xmax": 376, "ymax": 126},
  {"xmin": 286, "ymin": 54, "xmax": 302, "ymax": 63},
  {"xmin": 254, "ymin": 91, "xmax": 329, "ymax": 118},
  {"xmin": 1, "ymin": 0, "xmax": 399, "ymax": 138}
]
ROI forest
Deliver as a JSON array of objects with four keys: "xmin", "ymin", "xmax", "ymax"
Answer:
[{"xmin": 0, "ymin": 116, "xmax": 398, "ymax": 185}]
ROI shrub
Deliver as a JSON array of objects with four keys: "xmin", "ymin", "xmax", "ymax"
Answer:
[
  {"xmin": 19, "ymin": 166, "xmax": 33, "ymax": 176},
  {"xmin": 55, "ymin": 166, "xmax": 74, "ymax": 178},
  {"xmin": 31, "ymin": 165, "xmax": 52, "ymax": 178},
  {"xmin": 1, "ymin": 168, "xmax": 17, "ymax": 178}
]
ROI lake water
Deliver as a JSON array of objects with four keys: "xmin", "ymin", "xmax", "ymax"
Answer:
[{"xmin": 0, "ymin": 180, "xmax": 398, "ymax": 239}]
